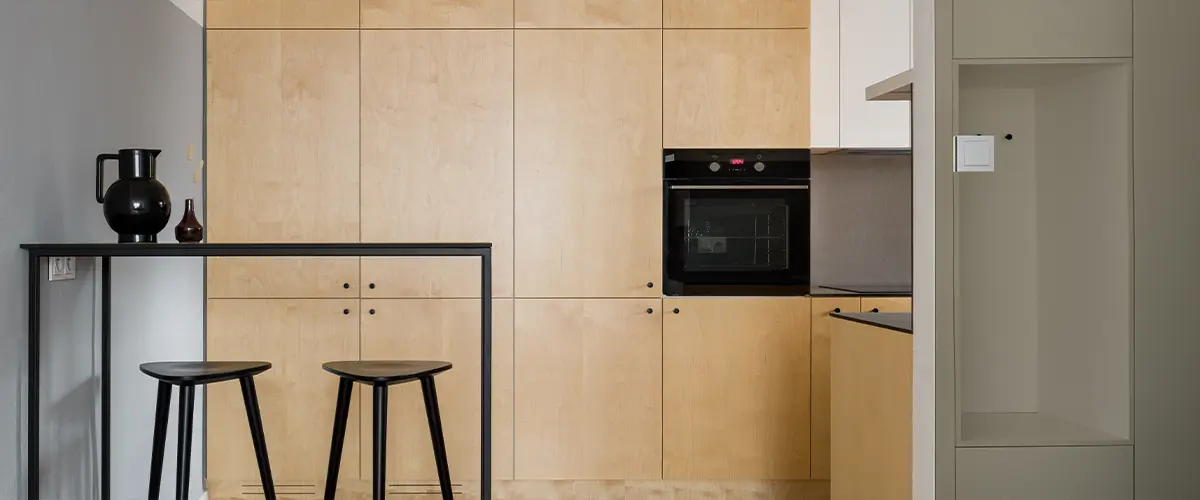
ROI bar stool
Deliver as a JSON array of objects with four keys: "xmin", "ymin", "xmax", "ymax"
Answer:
[
  {"xmin": 321, "ymin": 360, "xmax": 455, "ymax": 500},
  {"xmin": 140, "ymin": 361, "xmax": 277, "ymax": 500}
]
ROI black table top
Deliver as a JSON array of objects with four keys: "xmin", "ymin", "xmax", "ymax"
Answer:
[
  {"xmin": 830, "ymin": 311, "xmax": 913, "ymax": 334},
  {"xmin": 20, "ymin": 242, "xmax": 492, "ymax": 257}
]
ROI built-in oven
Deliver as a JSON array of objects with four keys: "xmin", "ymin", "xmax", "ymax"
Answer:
[{"xmin": 663, "ymin": 149, "xmax": 811, "ymax": 296}]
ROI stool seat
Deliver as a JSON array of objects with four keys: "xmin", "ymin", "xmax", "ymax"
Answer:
[
  {"xmin": 323, "ymin": 360, "xmax": 452, "ymax": 385},
  {"xmin": 140, "ymin": 361, "xmax": 271, "ymax": 385}
]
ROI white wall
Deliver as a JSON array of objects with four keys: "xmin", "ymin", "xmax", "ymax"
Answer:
[{"xmin": 0, "ymin": 0, "xmax": 204, "ymax": 498}]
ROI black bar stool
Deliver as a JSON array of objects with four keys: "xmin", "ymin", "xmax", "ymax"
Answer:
[
  {"xmin": 140, "ymin": 361, "xmax": 277, "ymax": 500},
  {"xmin": 322, "ymin": 360, "xmax": 455, "ymax": 500}
]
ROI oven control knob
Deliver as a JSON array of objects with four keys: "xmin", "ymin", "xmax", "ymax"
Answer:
[
  {"xmin": 754, "ymin": 161, "xmax": 766, "ymax": 172},
  {"xmin": 708, "ymin": 162, "xmax": 721, "ymax": 172}
]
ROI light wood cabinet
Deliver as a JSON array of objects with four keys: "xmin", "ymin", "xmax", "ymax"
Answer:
[
  {"xmin": 360, "ymin": 30, "xmax": 515, "ymax": 298},
  {"xmin": 861, "ymin": 297, "xmax": 912, "ymax": 313},
  {"xmin": 954, "ymin": 0, "xmax": 1132, "ymax": 59},
  {"xmin": 206, "ymin": 299, "xmax": 361, "ymax": 495},
  {"xmin": 205, "ymin": 0, "xmax": 359, "ymax": 28},
  {"xmin": 361, "ymin": 0, "xmax": 513, "ymax": 28},
  {"xmin": 663, "ymin": 297, "xmax": 812, "ymax": 480},
  {"xmin": 206, "ymin": 257, "xmax": 359, "ymax": 298},
  {"xmin": 516, "ymin": 0, "xmax": 662, "ymax": 28},
  {"xmin": 664, "ymin": 29, "xmax": 810, "ymax": 148},
  {"xmin": 360, "ymin": 299, "xmax": 515, "ymax": 482},
  {"xmin": 514, "ymin": 31, "xmax": 662, "ymax": 298},
  {"xmin": 514, "ymin": 299, "xmax": 663, "ymax": 479},
  {"xmin": 664, "ymin": 0, "xmax": 810, "ymax": 28},
  {"xmin": 810, "ymin": 297, "xmax": 862, "ymax": 480}
]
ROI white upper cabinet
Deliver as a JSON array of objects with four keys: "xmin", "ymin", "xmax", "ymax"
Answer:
[
  {"xmin": 954, "ymin": 0, "xmax": 1132, "ymax": 59},
  {"xmin": 811, "ymin": 0, "xmax": 912, "ymax": 150}
]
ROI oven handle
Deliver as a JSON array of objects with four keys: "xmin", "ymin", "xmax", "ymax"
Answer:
[{"xmin": 668, "ymin": 185, "xmax": 810, "ymax": 190}]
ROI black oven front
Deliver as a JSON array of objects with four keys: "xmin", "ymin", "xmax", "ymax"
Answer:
[{"xmin": 663, "ymin": 149, "xmax": 811, "ymax": 296}]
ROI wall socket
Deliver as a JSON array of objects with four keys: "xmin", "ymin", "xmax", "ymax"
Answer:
[{"xmin": 48, "ymin": 257, "xmax": 76, "ymax": 281}]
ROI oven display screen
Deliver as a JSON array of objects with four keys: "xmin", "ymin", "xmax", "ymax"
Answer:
[{"xmin": 730, "ymin": 158, "xmax": 745, "ymax": 165}]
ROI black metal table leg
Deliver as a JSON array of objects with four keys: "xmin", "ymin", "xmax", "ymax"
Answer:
[
  {"xmin": 27, "ymin": 253, "xmax": 40, "ymax": 500},
  {"xmin": 324, "ymin": 378, "xmax": 353, "ymax": 500},
  {"xmin": 101, "ymin": 256, "xmax": 111, "ymax": 500},
  {"xmin": 240, "ymin": 377, "xmax": 277, "ymax": 500},
  {"xmin": 148, "ymin": 381, "xmax": 172, "ymax": 499},
  {"xmin": 176, "ymin": 384, "xmax": 195, "ymax": 500},
  {"xmin": 480, "ymin": 251, "xmax": 491, "ymax": 500},
  {"xmin": 373, "ymin": 384, "xmax": 388, "ymax": 500},
  {"xmin": 420, "ymin": 377, "xmax": 454, "ymax": 500}
]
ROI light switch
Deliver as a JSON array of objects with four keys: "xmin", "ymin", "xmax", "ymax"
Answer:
[{"xmin": 955, "ymin": 135, "xmax": 995, "ymax": 173}]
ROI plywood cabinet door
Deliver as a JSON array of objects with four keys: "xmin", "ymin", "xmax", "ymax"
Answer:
[
  {"xmin": 206, "ymin": 299, "xmax": 361, "ymax": 497},
  {"xmin": 663, "ymin": 297, "xmax": 812, "ymax": 480},
  {"xmin": 840, "ymin": 0, "xmax": 911, "ymax": 148},
  {"xmin": 516, "ymin": 0, "xmax": 662, "ymax": 28},
  {"xmin": 514, "ymin": 31, "xmax": 662, "ymax": 298},
  {"xmin": 360, "ymin": 299, "xmax": 515, "ymax": 483},
  {"xmin": 664, "ymin": 29, "xmax": 810, "ymax": 148},
  {"xmin": 664, "ymin": 0, "xmax": 810, "ymax": 28},
  {"xmin": 810, "ymin": 297, "xmax": 862, "ymax": 480},
  {"xmin": 360, "ymin": 30, "xmax": 514, "ymax": 298},
  {"xmin": 361, "ymin": 0, "xmax": 512, "ymax": 28},
  {"xmin": 206, "ymin": 0, "xmax": 359, "ymax": 28},
  {"xmin": 861, "ymin": 297, "xmax": 912, "ymax": 313},
  {"xmin": 514, "ymin": 299, "xmax": 663, "ymax": 479}
]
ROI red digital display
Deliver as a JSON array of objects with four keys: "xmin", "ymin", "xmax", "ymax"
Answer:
[{"xmin": 730, "ymin": 158, "xmax": 745, "ymax": 165}]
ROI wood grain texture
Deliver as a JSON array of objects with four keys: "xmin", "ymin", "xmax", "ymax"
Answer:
[
  {"xmin": 514, "ymin": 30, "xmax": 662, "ymax": 298},
  {"xmin": 664, "ymin": 0, "xmax": 810, "ymax": 28},
  {"xmin": 859, "ymin": 297, "xmax": 912, "ymax": 313},
  {"xmin": 207, "ymin": 479, "xmax": 831, "ymax": 500},
  {"xmin": 664, "ymin": 29, "xmax": 810, "ymax": 148},
  {"xmin": 207, "ymin": 257, "xmax": 359, "ymax": 298},
  {"xmin": 361, "ymin": 0, "xmax": 513, "ymax": 28},
  {"xmin": 206, "ymin": 30, "xmax": 359, "ymax": 244},
  {"xmin": 514, "ymin": 299, "xmax": 663, "ymax": 479},
  {"xmin": 830, "ymin": 320, "xmax": 912, "ymax": 500},
  {"xmin": 663, "ymin": 297, "xmax": 812, "ymax": 480},
  {"xmin": 206, "ymin": 0, "xmax": 359, "ymax": 28},
  {"xmin": 809, "ymin": 298, "xmax": 861, "ymax": 480},
  {"xmin": 206, "ymin": 299, "xmax": 361, "ymax": 487},
  {"xmin": 360, "ymin": 30, "xmax": 514, "ymax": 297},
  {"xmin": 361, "ymin": 256, "xmax": 493, "ymax": 298},
  {"xmin": 360, "ymin": 299, "xmax": 515, "ymax": 480},
  {"xmin": 516, "ymin": 0, "xmax": 663, "ymax": 28}
]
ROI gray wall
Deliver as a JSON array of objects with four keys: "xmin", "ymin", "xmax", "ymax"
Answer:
[
  {"xmin": 811, "ymin": 154, "xmax": 913, "ymax": 286},
  {"xmin": 0, "ymin": 0, "xmax": 204, "ymax": 498}
]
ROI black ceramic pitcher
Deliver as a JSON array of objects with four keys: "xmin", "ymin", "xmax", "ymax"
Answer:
[{"xmin": 96, "ymin": 149, "xmax": 172, "ymax": 243}]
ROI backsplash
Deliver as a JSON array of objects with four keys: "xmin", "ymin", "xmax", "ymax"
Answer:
[{"xmin": 811, "ymin": 154, "xmax": 913, "ymax": 286}]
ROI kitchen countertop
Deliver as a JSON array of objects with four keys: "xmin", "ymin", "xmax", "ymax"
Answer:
[
  {"xmin": 668, "ymin": 285, "xmax": 911, "ymax": 298},
  {"xmin": 830, "ymin": 311, "xmax": 913, "ymax": 334}
]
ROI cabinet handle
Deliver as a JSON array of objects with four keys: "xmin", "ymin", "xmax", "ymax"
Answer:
[
  {"xmin": 343, "ymin": 283, "xmax": 350, "ymax": 289},
  {"xmin": 646, "ymin": 282, "xmax": 654, "ymax": 288},
  {"xmin": 369, "ymin": 309, "xmax": 376, "ymax": 315},
  {"xmin": 343, "ymin": 309, "xmax": 350, "ymax": 315},
  {"xmin": 871, "ymin": 308, "xmax": 880, "ymax": 313},
  {"xmin": 833, "ymin": 308, "xmax": 841, "ymax": 313},
  {"xmin": 369, "ymin": 283, "xmax": 376, "ymax": 289},
  {"xmin": 673, "ymin": 308, "xmax": 680, "ymax": 314},
  {"xmin": 646, "ymin": 308, "xmax": 654, "ymax": 314}
]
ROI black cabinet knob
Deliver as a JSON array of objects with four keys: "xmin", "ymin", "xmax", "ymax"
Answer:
[
  {"xmin": 646, "ymin": 308, "xmax": 654, "ymax": 314},
  {"xmin": 672, "ymin": 308, "xmax": 680, "ymax": 314},
  {"xmin": 343, "ymin": 309, "xmax": 350, "ymax": 315},
  {"xmin": 369, "ymin": 283, "xmax": 376, "ymax": 289},
  {"xmin": 871, "ymin": 308, "xmax": 880, "ymax": 313},
  {"xmin": 369, "ymin": 309, "xmax": 376, "ymax": 315},
  {"xmin": 647, "ymin": 282, "xmax": 654, "ymax": 288},
  {"xmin": 833, "ymin": 308, "xmax": 841, "ymax": 313},
  {"xmin": 343, "ymin": 283, "xmax": 350, "ymax": 289}
]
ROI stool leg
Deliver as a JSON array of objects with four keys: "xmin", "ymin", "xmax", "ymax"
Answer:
[
  {"xmin": 240, "ymin": 376, "xmax": 277, "ymax": 500},
  {"xmin": 372, "ymin": 384, "xmax": 388, "ymax": 500},
  {"xmin": 147, "ymin": 381, "xmax": 171, "ymax": 500},
  {"xmin": 175, "ymin": 384, "xmax": 195, "ymax": 500},
  {"xmin": 420, "ymin": 377, "xmax": 454, "ymax": 500},
  {"xmin": 324, "ymin": 378, "xmax": 354, "ymax": 500}
]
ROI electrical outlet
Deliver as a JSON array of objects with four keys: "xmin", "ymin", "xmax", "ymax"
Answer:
[{"xmin": 48, "ymin": 257, "xmax": 76, "ymax": 281}]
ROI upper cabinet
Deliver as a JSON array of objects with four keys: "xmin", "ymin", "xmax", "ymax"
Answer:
[
  {"xmin": 515, "ymin": 30, "xmax": 663, "ymax": 298},
  {"xmin": 516, "ymin": 0, "xmax": 662, "ymax": 28},
  {"xmin": 361, "ymin": 0, "xmax": 512, "ymax": 28},
  {"xmin": 954, "ymin": 0, "xmax": 1132, "ymax": 59},
  {"xmin": 360, "ymin": 30, "xmax": 515, "ymax": 297},
  {"xmin": 206, "ymin": 0, "xmax": 359, "ymax": 28},
  {"xmin": 664, "ymin": 0, "xmax": 810, "ymax": 28},
  {"xmin": 664, "ymin": 29, "xmax": 810, "ymax": 148}
]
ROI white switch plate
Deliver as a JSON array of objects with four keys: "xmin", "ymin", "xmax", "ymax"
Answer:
[
  {"xmin": 48, "ymin": 257, "xmax": 76, "ymax": 281},
  {"xmin": 955, "ymin": 135, "xmax": 996, "ymax": 172}
]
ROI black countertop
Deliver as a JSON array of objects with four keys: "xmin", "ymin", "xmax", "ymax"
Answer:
[
  {"xmin": 830, "ymin": 312, "xmax": 913, "ymax": 334},
  {"xmin": 668, "ymin": 285, "xmax": 911, "ymax": 298}
]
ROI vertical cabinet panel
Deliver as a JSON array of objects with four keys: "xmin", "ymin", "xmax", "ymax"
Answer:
[
  {"xmin": 839, "ymin": 0, "xmax": 911, "ymax": 148},
  {"xmin": 516, "ymin": 0, "xmax": 663, "ymax": 28},
  {"xmin": 360, "ymin": 30, "xmax": 514, "ymax": 298},
  {"xmin": 361, "ymin": 0, "xmax": 513, "ymax": 28},
  {"xmin": 663, "ymin": 297, "xmax": 812, "ymax": 480},
  {"xmin": 514, "ymin": 31, "xmax": 662, "ymax": 298},
  {"xmin": 206, "ymin": 299, "xmax": 361, "ymax": 491},
  {"xmin": 514, "ymin": 299, "xmax": 663, "ymax": 479},
  {"xmin": 810, "ymin": 297, "xmax": 861, "ymax": 480},
  {"xmin": 810, "ymin": 0, "xmax": 841, "ymax": 149},
  {"xmin": 206, "ymin": 0, "xmax": 359, "ymax": 28},
  {"xmin": 860, "ymin": 297, "xmax": 912, "ymax": 313},
  {"xmin": 664, "ymin": 29, "xmax": 810, "ymax": 148},
  {"xmin": 664, "ymin": 0, "xmax": 810, "ymax": 28},
  {"xmin": 360, "ymin": 299, "xmax": 515, "ymax": 482}
]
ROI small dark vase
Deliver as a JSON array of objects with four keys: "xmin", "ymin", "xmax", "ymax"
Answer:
[
  {"xmin": 96, "ymin": 149, "xmax": 171, "ymax": 243},
  {"xmin": 175, "ymin": 199, "xmax": 204, "ymax": 243}
]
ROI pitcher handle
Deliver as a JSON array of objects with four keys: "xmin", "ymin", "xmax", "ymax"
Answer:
[{"xmin": 95, "ymin": 153, "xmax": 118, "ymax": 203}]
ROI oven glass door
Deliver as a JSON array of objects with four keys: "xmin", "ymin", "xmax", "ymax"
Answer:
[{"xmin": 665, "ymin": 183, "xmax": 810, "ymax": 290}]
